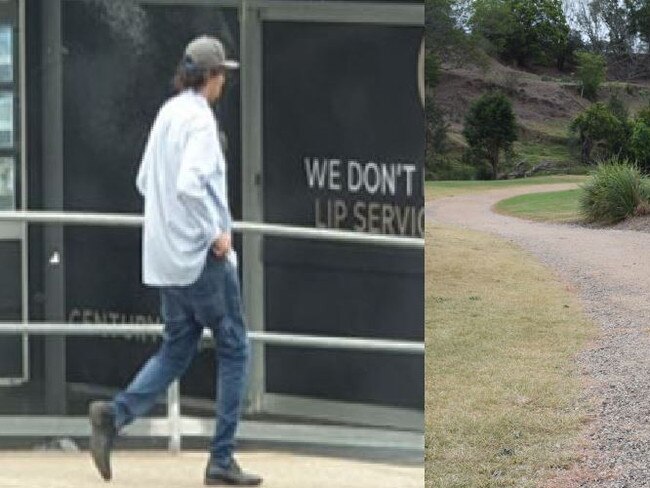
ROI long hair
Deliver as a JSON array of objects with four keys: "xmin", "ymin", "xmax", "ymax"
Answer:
[
  {"xmin": 173, "ymin": 55, "xmax": 207, "ymax": 92},
  {"xmin": 172, "ymin": 55, "xmax": 223, "ymax": 93}
]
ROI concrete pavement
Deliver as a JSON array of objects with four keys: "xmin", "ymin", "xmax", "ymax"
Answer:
[{"xmin": 0, "ymin": 451, "xmax": 423, "ymax": 487}]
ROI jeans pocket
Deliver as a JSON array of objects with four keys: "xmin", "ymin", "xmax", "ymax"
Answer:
[
  {"xmin": 195, "ymin": 254, "xmax": 226, "ymax": 292},
  {"xmin": 224, "ymin": 262, "xmax": 244, "ymax": 320},
  {"xmin": 191, "ymin": 260, "xmax": 228, "ymax": 325}
]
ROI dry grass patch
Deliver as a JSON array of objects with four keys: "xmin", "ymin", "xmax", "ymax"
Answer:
[{"xmin": 425, "ymin": 226, "xmax": 595, "ymax": 487}]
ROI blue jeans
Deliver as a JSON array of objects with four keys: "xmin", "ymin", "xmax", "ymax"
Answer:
[{"xmin": 112, "ymin": 253, "xmax": 250, "ymax": 467}]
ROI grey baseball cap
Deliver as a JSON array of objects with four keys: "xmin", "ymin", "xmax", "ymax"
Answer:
[{"xmin": 184, "ymin": 35, "xmax": 239, "ymax": 71}]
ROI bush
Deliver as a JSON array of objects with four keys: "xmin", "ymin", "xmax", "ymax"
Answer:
[
  {"xmin": 579, "ymin": 160, "xmax": 650, "ymax": 224},
  {"xmin": 576, "ymin": 51, "xmax": 606, "ymax": 101},
  {"xmin": 636, "ymin": 104, "xmax": 650, "ymax": 126},
  {"xmin": 570, "ymin": 103, "xmax": 627, "ymax": 164},
  {"xmin": 607, "ymin": 94, "xmax": 629, "ymax": 123},
  {"xmin": 630, "ymin": 119, "xmax": 650, "ymax": 169}
]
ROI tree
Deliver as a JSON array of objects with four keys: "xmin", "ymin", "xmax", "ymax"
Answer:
[
  {"xmin": 571, "ymin": 0, "xmax": 609, "ymax": 53},
  {"xmin": 570, "ymin": 103, "xmax": 627, "ymax": 164},
  {"xmin": 569, "ymin": 0, "xmax": 638, "ymax": 54},
  {"xmin": 626, "ymin": 0, "xmax": 650, "ymax": 47},
  {"xmin": 628, "ymin": 105, "xmax": 650, "ymax": 170},
  {"xmin": 426, "ymin": 51, "xmax": 440, "ymax": 88},
  {"xmin": 471, "ymin": 0, "xmax": 570, "ymax": 68},
  {"xmin": 630, "ymin": 119, "xmax": 650, "ymax": 169},
  {"xmin": 597, "ymin": 0, "xmax": 634, "ymax": 55},
  {"xmin": 463, "ymin": 92, "xmax": 517, "ymax": 179},
  {"xmin": 425, "ymin": 0, "xmax": 475, "ymax": 61},
  {"xmin": 576, "ymin": 51, "xmax": 606, "ymax": 101},
  {"xmin": 557, "ymin": 29, "xmax": 586, "ymax": 71},
  {"xmin": 470, "ymin": 0, "xmax": 514, "ymax": 58}
]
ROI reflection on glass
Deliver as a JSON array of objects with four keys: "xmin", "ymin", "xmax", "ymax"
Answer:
[
  {"xmin": 0, "ymin": 91, "xmax": 12, "ymax": 148},
  {"xmin": 0, "ymin": 26, "xmax": 11, "ymax": 83},
  {"xmin": 0, "ymin": 156, "xmax": 14, "ymax": 210}
]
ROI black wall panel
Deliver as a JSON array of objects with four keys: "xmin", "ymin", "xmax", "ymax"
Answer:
[{"xmin": 263, "ymin": 23, "xmax": 424, "ymax": 409}]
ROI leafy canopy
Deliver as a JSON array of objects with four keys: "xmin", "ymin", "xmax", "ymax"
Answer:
[
  {"xmin": 471, "ymin": 0, "xmax": 570, "ymax": 67},
  {"xmin": 463, "ymin": 92, "xmax": 517, "ymax": 179}
]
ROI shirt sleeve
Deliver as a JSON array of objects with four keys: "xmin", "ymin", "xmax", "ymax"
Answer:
[
  {"xmin": 135, "ymin": 133, "xmax": 153, "ymax": 196},
  {"xmin": 176, "ymin": 118, "xmax": 229, "ymax": 246}
]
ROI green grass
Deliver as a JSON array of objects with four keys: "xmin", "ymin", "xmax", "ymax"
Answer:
[
  {"xmin": 426, "ymin": 226, "xmax": 595, "ymax": 487},
  {"xmin": 426, "ymin": 175, "xmax": 586, "ymax": 201},
  {"xmin": 513, "ymin": 140, "xmax": 573, "ymax": 166},
  {"xmin": 494, "ymin": 189, "xmax": 582, "ymax": 223}
]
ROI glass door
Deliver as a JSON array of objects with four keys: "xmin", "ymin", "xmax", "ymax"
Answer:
[{"xmin": 0, "ymin": 0, "xmax": 27, "ymax": 387}]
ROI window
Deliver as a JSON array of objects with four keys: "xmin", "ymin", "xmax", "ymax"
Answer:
[
  {"xmin": 0, "ymin": 22, "xmax": 15, "ymax": 210},
  {"xmin": 0, "ymin": 26, "xmax": 12, "ymax": 83},
  {"xmin": 0, "ymin": 91, "xmax": 13, "ymax": 149},
  {"xmin": 0, "ymin": 156, "xmax": 12, "ymax": 209}
]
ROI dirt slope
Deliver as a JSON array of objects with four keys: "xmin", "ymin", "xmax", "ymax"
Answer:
[{"xmin": 435, "ymin": 60, "xmax": 589, "ymax": 147}]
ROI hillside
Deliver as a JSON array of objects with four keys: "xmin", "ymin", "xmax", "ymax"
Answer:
[{"xmin": 435, "ymin": 58, "xmax": 650, "ymax": 171}]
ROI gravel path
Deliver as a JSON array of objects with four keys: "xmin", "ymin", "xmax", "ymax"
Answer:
[{"xmin": 428, "ymin": 184, "xmax": 650, "ymax": 487}]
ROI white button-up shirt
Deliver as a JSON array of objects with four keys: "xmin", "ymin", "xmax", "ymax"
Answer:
[{"xmin": 136, "ymin": 89, "xmax": 236, "ymax": 287}]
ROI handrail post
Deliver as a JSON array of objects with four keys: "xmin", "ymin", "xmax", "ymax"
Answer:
[{"xmin": 167, "ymin": 380, "xmax": 181, "ymax": 454}]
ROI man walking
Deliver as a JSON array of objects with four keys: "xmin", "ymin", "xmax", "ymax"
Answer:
[{"xmin": 88, "ymin": 36, "xmax": 262, "ymax": 486}]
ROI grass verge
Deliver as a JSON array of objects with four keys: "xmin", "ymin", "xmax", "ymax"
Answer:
[
  {"xmin": 494, "ymin": 189, "xmax": 582, "ymax": 223},
  {"xmin": 425, "ymin": 226, "xmax": 594, "ymax": 487},
  {"xmin": 426, "ymin": 175, "xmax": 586, "ymax": 201}
]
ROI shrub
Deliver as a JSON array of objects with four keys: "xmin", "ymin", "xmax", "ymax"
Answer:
[
  {"xmin": 607, "ymin": 94, "xmax": 629, "ymax": 123},
  {"xmin": 575, "ymin": 51, "xmax": 606, "ymax": 101},
  {"xmin": 636, "ymin": 104, "xmax": 650, "ymax": 126},
  {"xmin": 579, "ymin": 159, "xmax": 650, "ymax": 224}
]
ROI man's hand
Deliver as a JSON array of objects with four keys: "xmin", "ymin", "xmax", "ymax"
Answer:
[{"xmin": 212, "ymin": 232, "xmax": 232, "ymax": 258}]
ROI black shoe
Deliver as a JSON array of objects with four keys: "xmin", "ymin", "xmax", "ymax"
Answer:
[
  {"xmin": 89, "ymin": 401, "xmax": 116, "ymax": 481},
  {"xmin": 205, "ymin": 457, "xmax": 262, "ymax": 486}
]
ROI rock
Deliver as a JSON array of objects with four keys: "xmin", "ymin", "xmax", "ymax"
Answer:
[
  {"xmin": 526, "ymin": 160, "xmax": 556, "ymax": 176},
  {"xmin": 507, "ymin": 161, "xmax": 528, "ymax": 179}
]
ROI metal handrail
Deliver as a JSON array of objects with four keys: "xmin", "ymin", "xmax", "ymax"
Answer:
[
  {"xmin": 0, "ymin": 323, "xmax": 424, "ymax": 354},
  {"xmin": 0, "ymin": 209, "xmax": 424, "ymax": 354},
  {"xmin": 0, "ymin": 208, "xmax": 424, "ymax": 452},
  {"xmin": 0, "ymin": 210, "xmax": 424, "ymax": 249}
]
